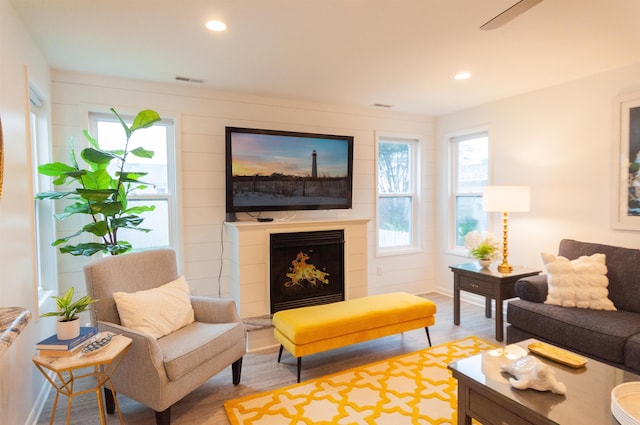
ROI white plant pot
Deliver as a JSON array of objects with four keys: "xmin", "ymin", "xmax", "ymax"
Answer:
[
  {"xmin": 478, "ymin": 259, "xmax": 492, "ymax": 268},
  {"xmin": 56, "ymin": 317, "xmax": 80, "ymax": 340}
]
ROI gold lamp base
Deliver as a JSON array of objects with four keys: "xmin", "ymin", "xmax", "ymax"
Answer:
[
  {"xmin": 498, "ymin": 211, "xmax": 513, "ymax": 274},
  {"xmin": 497, "ymin": 262, "xmax": 513, "ymax": 273},
  {"xmin": 483, "ymin": 186, "xmax": 530, "ymax": 275}
]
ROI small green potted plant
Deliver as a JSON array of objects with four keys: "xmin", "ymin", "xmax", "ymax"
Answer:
[
  {"xmin": 41, "ymin": 287, "xmax": 98, "ymax": 340},
  {"xmin": 464, "ymin": 230, "xmax": 501, "ymax": 268}
]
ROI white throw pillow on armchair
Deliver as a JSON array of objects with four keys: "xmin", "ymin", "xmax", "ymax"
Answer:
[
  {"xmin": 113, "ymin": 276, "xmax": 195, "ymax": 339},
  {"xmin": 542, "ymin": 252, "xmax": 616, "ymax": 311}
]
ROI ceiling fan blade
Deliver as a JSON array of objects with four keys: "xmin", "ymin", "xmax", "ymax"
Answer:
[{"xmin": 481, "ymin": 0, "xmax": 543, "ymax": 30}]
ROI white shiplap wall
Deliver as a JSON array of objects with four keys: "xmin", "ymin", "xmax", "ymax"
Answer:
[{"xmin": 49, "ymin": 70, "xmax": 436, "ymax": 301}]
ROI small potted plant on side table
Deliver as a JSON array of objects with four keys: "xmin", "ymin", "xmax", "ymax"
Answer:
[
  {"xmin": 41, "ymin": 287, "xmax": 98, "ymax": 340},
  {"xmin": 464, "ymin": 230, "xmax": 502, "ymax": 268}
]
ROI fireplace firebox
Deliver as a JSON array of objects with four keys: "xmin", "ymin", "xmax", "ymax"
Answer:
[{"xmin": 269, "ymin": 230, "xmax": 345, "ymax": 313}]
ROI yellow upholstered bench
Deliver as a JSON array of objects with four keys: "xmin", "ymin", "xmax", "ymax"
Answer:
[{"xmin": 273, "ymin": 292, "xmax": 437, "ymax": 381}]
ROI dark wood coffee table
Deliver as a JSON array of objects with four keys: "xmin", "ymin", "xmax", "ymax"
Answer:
[{"xmin": 448, "ymin": 338, "xmax": 639, "ymax": 425}]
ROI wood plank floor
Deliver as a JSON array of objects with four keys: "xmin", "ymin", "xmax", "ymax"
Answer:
[{"xmin": 36, "ymin": 292, "xmax": 504, "ymax": 425}]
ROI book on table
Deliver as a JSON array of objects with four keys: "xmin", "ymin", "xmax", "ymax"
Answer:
[
  {"xmin": 36, "ymin": 326, "xmax": 98, "ymax": 350},
  {"xmin": 37, "ymin": 344, "xmax": 86, "ymax": 357}
]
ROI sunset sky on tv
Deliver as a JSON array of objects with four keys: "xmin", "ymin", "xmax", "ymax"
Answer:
[{"xmin": 231, "ymin": 132, "xmax": 349, "ymax": 177}]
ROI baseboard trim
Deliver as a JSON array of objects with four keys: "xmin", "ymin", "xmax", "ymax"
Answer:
[{"xmin": 25, "ymin": 370, "xmax": 53, "ymax": 425}]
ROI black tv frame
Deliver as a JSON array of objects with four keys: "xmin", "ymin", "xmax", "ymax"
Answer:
[{"xmin": 225, "ymin": 126, "xmax": 354, "ymax": 217}]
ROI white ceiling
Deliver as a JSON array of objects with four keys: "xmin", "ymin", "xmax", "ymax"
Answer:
[{"xmin": 10, "ymin": 0, "xmax": 640, "ymax": 116}]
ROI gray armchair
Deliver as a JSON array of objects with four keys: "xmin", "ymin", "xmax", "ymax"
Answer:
[{"xmin": 83, "ymin": 249, "xmax": 246, "ymax": 425}]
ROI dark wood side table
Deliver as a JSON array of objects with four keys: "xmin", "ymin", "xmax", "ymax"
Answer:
[{"xmin": 449, "ymin": 263, "xmax": 540, "ymax": 342}]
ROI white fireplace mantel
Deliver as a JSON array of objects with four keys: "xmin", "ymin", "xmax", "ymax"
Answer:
[{"xmin": 224, "ymin": 218, "xmax": 370, "ymax": 318}]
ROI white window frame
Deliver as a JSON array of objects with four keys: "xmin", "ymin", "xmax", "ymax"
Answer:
[
  {"xmin": 87, "ymin": 109, "xmax": 182, "ymax": 256},
  {"xmin": 375, "ymin": 134, "xmax": 421, "ymax": 255},
  {"xmin": 449, "ymin": 130, "xmax": 490, "ymax": 252},
  {"xmin": 29, "ymin": 82, "xmax": 58, "ymax": 303}
]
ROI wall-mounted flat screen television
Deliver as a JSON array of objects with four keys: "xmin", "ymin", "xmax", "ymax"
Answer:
[{"xmin": 225, "ymin": 127, "xmax": 354, "ymax": 215}]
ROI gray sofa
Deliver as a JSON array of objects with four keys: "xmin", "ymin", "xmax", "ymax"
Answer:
[{"xmin": 506, "ymin": 239, "xmax": 640, "ymax": 373}]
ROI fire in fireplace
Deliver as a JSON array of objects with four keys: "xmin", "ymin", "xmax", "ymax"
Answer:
[{"xmin": 270, "ymin": 230, "xmax": 345, "ymax": 313}]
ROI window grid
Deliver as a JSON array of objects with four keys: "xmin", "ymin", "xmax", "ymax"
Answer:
[
  {"xmin": 30, "ymin": 86, "xmax": 57, "ymax": 294},
  {"xmin": 376, "ymin": 137, "xmax": 419, "ymax": 252},
  {"xmin": 89, "ymin": 112, "xmax": 177, "ymax": 252},
  {"xmin": 451, "ymin": 132, "xmax": 490, "ymax": 248}
]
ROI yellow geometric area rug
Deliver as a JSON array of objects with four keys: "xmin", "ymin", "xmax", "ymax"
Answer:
[{"xmin": 225, "ymin": 336, "xmax": 497, "ymax": 425}]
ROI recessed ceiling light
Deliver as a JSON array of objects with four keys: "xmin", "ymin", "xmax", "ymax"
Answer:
[
  {"xmin": 206, "ymin": 20, "xmax": 227, "ymax": 32},
  {"xmin": 455, "ymin": 72, "xmax": 472, "ymax": 80}
]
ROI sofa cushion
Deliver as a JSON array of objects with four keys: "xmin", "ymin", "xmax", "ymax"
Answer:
[
  {"xmin": 507, "ymin": 299, "xmax": 640, "ymax": 364},
  {"xmin": 542, "ymin": 252, "xmax": 616, "ymax": 311},
  {"xmin": 157, "ymin": 321, "xmax": 245, "ymax": 381},
  {"xmin": 558, "ymin": 239, "xmax": 640, "ymax": 313}
]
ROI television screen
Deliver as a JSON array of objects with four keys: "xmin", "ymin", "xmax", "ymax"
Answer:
[{"xmin": 225, "ymin": 127, "xmax": 354, "ymax": 215}]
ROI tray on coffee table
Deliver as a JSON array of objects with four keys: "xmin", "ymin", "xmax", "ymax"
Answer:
[{"xmin": 527, "ymin": 341, "xmax": 587, "ymax": 368}]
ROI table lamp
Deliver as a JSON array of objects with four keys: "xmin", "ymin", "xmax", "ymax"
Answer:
[{"xmin": 482, "ymin": 186, "xmax": 530, "ymax": 273}]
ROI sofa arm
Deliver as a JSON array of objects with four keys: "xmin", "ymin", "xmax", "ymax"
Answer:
[
  {"xmin": 190, "ymin": 296, "xmax": 241, "ymax": 323},
  {"xmin": 515, "ymin": 274, "xmax": 549, "ymax": 303}
]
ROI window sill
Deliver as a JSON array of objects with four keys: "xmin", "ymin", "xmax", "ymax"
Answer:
[
  {"xmin": 377, "ymin": 246, "xmax": 423, "ymax": 257},
  {"xmin": 445, "ymin": 248, "xmax": 472, "ymax": 259}
]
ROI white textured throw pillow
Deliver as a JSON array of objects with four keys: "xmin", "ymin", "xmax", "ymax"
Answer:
[
  {"xmin": 542, "ymin": 252, "xmax": 616, "ymax": 311},
  {"xmin": 113, "ymin": 276, "xmax": 195, "ymax": 339}
]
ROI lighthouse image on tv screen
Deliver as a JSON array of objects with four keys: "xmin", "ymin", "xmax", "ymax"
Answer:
[{"xmin": 225, "ymin": 127, "xmax": 354, "ymax": 212}]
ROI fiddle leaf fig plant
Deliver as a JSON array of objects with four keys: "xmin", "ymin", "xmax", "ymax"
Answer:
[{"xmin": 36, "ymin": 108, "xmax": 161, "ymax": 256}]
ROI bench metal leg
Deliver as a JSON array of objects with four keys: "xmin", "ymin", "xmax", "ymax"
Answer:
[
  {"xmin": 277, "ymin": 345, "xmax": 284, "ymax": 363},
  {"xmin": 425, "ymin": 327, "xmax": 432, "ymax": 347},
  {"xmin": 278, "ymin": 345, "xmax": 302, "ymax": 383}
]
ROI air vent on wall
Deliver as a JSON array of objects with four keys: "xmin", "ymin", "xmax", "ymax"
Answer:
[{"xmin": 175, "ymin": 76, "xmax": 205, "ymax": 84}]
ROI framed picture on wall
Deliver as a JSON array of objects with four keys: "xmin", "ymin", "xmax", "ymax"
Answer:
[{"xmin": 612, "ymin": 92, "xmax": 640, "ymax": 230}]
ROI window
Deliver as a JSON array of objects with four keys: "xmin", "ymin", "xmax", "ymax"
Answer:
[
  {"xmin": 451, "ymin": 131, "xmax": 489, "ymax": 248},
  {"xmin": 30, "ymin": 84, "xmax": 57, "ymax": 295},
  {"xmin": 88, "ymin": 112, "xmax": 179, "ymax": 251},
  {"xmin": 377, "ymin": 136, "xmax": 419, "ymax": 252}
]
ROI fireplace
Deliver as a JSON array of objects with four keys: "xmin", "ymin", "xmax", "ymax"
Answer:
[{"xmin": 270, "ymin": 230, "xmax": 345, "ymax": 313}]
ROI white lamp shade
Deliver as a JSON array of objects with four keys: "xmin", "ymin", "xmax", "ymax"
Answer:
[{"xmin": 483, "ymin": 186, "xmax": 530, "ymax": 212}]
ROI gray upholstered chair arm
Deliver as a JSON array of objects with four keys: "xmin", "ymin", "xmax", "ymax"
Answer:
[
  {"xmin": 97, "ymin": 320, "xmax": 167, "ymax": 382},
  {"xmin": 190, "ymin": 296, "xmax": 241, "ymax": 323},
  {"xmin": 514, "ymin": 274, "xmax": 549, "ymax": 303}
]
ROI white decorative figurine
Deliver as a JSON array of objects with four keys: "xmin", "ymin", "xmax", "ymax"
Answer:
[{"xmin": 500, "ymin": 356, "xmax": 567, "ymax": 395}]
